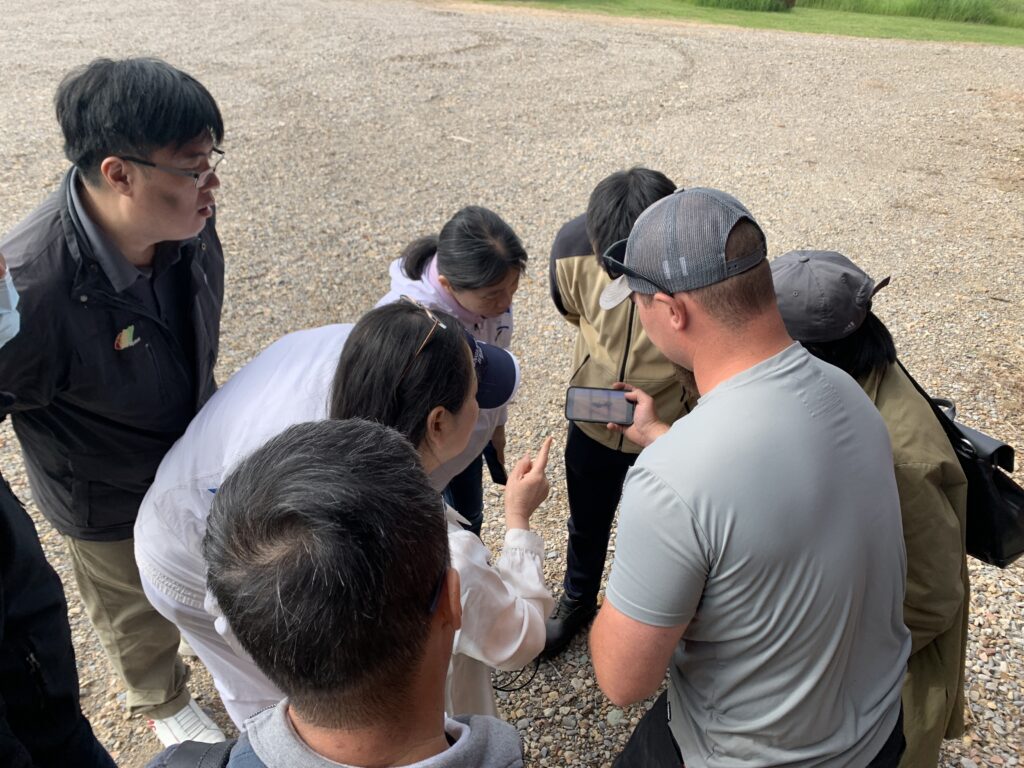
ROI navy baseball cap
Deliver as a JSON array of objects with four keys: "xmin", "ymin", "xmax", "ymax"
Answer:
[{"xmin": 467, "ymin": 332, "xmax": 520, "ymax": 409}]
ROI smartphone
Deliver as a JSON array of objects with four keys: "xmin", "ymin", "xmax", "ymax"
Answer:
[{"xmin": 565, "ymin": 386, "xmax": 635, "ymax": 426}]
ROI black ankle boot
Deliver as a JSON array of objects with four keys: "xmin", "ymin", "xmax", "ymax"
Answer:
[{"xmin": 542, "ymin": 594, "xmax": 597, "ymax": 659}]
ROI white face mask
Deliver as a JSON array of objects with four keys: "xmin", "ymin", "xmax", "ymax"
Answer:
[{"xmin": 0, "ymin": 271, "xmax": 21, "ymax": 349}]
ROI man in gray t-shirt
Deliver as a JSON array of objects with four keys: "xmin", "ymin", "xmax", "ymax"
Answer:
[{"xmin": 591, "ymin": 188, "xmax": 911, "ymax": 767}]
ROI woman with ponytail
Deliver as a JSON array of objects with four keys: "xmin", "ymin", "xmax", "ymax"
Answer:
[{"xmin": 377, "ymin": 206, "xmax": 528, "ymax": 535}]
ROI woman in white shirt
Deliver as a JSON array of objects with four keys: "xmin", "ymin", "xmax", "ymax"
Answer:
[
  {"xmin": 135, "ymin": 302, "xmax": 551, "ymax": 728},
  {"xmin": 332, "ymin": 300, "xmax": 552, "ymax": 717},
  {"xmin": 377, "ymin": 207, "xmax": 527, "ymax": 535}
]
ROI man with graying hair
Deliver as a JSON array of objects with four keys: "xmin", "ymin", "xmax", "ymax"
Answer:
[
  {"xmin": 591, "ymin": 188, "xmax": 911, "ymax": 767},
  {"xmin": 148, "ymin": 418, "xmax": 525, "ymax": 768}
]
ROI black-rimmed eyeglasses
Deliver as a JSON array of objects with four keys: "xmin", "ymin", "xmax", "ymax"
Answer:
[
  {"xmin": 600, "ymin": 239, "xmax": 674, "ymax": 296},
  {"xmin": 120, "ymin": 148, "xmax": 225, "ymax": 189}
]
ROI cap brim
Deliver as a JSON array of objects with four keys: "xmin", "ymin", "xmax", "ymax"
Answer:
[
  {"xmin": 467, "ymin": 333, "xmax": 520, "ymax": 409},
  {"xmin": 599, "ymin": 274, "xmax": 633, "ymax": 310}
]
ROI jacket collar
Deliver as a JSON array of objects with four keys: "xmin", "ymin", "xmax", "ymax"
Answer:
[
  {"xmin": 858, "ymin": 363, "xmax": 886, "ymax": 403},
  {"xmin": 425, "ymin": 255, "xmax": 486, "ymax": 327},
  {"xmin": 63, "ymin": 168, "xmax": 188, "ymax": 295}
]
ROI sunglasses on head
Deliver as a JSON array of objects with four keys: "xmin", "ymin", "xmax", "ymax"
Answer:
[
  {"xmin": 396, "ymin": 295, "xmax": 449, "ymax": 385},
  {"xmin": 600, "ymin": 239, "xmax": 673, "ymax": 296}
]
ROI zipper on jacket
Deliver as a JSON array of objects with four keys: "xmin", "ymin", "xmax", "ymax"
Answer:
[
  {"xmin": 615, "ymin": 303, "xmax": 636, "ymax": 451},
  {"xmin": 25, "ymin": 647, "xmax": 61, "ymax": 728},
  {"xmin": 617, "ymin": 303, "xmax": 635, "ymax": 383},
  {"xmin": 568, "ymin": 354, "xmax": 591, "ymax": 384},
  {"xmin": 87, "ymin": 288, "xmax": 194, "ymax": 387},
  {"xmin": 143, "ymin": 342, "xmax": 170, "ymax": 402},
  {"xmin": 26, "ymin": 650, "xmax": 49, "ymax": 709}
]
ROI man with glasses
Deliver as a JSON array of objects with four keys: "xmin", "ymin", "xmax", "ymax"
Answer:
[
  {"xmin": 0, "ymin": 58, "xmax": 226, "ymax": 746},
  {"xmin": 149, "ymin": 419, "xmax": 526, "ymax": 768}
]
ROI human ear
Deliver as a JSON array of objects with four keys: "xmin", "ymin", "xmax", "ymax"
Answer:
[
  {"xmin": 437, "ymin": 274, "xmax": 454, "ymax": 294},
  {"xmin": 664, "ymin": 294, "xmax": 688, "ymax": 332},
  {"xmin": 424, "ymin": 405, "xmax": 449, "ymax": 452},
  {"xmin": 98, "ymin": 157, "xmax": 133, "ymax": 196},
  {"xmin": 651, "ymin": 292, "xmax": 687, "ymax": 332}
]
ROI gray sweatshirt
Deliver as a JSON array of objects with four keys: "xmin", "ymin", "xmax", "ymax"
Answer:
[{"xmin": 243, "ymin": 700, "xmax": 524, "ymax": 768}]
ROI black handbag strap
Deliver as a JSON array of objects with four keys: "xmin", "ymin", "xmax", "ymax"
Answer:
[
  {"xmin": 896, "ymin": 359, "xmax": 1015, "ymax": 472},
  {"xmin": 894, "ymin": 359, "xmax": 973, "ymax": 458}
]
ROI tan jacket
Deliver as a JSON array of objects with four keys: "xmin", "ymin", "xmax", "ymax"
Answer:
[
  {"xmin": 861, "ymin": 362, "xmax": 969, "ymax": 768},
  {"xmin": 550, "ymin": 218, "xmax": 689, "ymax": 453}
]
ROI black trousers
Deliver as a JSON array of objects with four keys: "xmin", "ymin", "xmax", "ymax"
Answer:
[
  {"xmin": 614, "ymin": 691, "xmax": 906, "ymax": 768},
  {"xmin": 443, "ymin": 453, "xmax": 484, "ymax": 536},
  {"xmin": 0, "ymin": 474, "xmax": 115, "ymax": 768},
  {"xmin": 563, "ymin": 423, "xmax": 638, "ymax": 602}
]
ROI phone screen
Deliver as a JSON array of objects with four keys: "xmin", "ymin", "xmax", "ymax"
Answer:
[{"xmin": 565, "ymin": 387, "xmax": 635, "ymax": 426}]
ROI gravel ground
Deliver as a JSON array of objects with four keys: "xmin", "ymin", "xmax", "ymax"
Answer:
[{"xmin": 1, "ymin": 1, "xmax": 1022, "ymax": 766}]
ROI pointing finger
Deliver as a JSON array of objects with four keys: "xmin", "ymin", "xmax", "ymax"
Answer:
[{"xmin": 533, "ymin": 435, "xmax": 553, "ymax": 472}]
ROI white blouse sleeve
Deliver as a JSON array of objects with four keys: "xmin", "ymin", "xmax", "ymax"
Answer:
[{"xmin": 449, "ymin": 527, "xmax": 554, "ymax": 671}]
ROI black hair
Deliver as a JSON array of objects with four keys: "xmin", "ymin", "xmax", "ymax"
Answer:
[
  {"xmin": 329, "ymin": 303, "xmax": 472, "ymax": 447},
  {"xmin": 801, "ymin": 309, "xmax": 897, "ymax": 381},
  {"xmin": 586, "ymin": 167, "xmax": 676, "ymax": 276},
  {"xmin": 204, "ymin": 419, "xmax": 449, "ymax": 727},
  {"xmin": 400, "ymin": 206, "xmax": 528, "ymax": 289},
  {"xmin": 55, "ymin": 57, "xmax": 224, "ymax": 184}
]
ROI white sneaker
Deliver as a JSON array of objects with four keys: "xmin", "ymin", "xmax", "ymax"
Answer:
[{"xmin": 147, "ymin": 698, "xmax": 226, "ymax": 746}]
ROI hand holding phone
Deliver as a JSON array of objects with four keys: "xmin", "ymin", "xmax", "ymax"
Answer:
[
  {"xmin": 606, "ymin": 383, "xmax": 670, "ymax": 448},
  {"xmin": 565, "ymin": 386, "xmax": 635, "ymax": 426}
]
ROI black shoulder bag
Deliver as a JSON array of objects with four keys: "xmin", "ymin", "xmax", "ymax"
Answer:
[
  {"xmin": 165, "ymin": 739, "xmax": 236, "ymax": 768},
  {"xmin": 897, "ymin": 360, "xmax": 1024, "ymax": 568}
]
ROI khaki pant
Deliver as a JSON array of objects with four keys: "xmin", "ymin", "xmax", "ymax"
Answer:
[
  {"xmin": 140, "ymin": 572, "xmax": 281, "ymax": 729},
  {"xmin": 63, "ymin": 536, "xmax": 189, "ymax": 718}
]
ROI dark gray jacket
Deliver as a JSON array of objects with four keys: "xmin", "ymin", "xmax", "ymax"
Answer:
[{"xmin": 0, "ymin": 170, "xmax": 223, "ymax": 541}]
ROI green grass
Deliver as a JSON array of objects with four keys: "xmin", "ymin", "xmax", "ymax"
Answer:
[
  {"xmin": 799, "ymin": 0, "xmax": 1024, "ymax": 27},
  {"xmin": 696, "ymin": 0, "xmax": 791, "ymax": 11},
  {"xmin": 482, "ymin": 0, "xmax": 1024, "ymax": 46}
]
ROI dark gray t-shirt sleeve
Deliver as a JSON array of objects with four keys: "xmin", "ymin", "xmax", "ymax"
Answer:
[{"xmin": 605, "ymin": 466, "xmax": 712, "ymax": 628}]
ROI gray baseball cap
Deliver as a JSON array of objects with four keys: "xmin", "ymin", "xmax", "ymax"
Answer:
[
  {"xmin": 771, "ymin": 250, "xmax": 891, "ymax": 343},
  {"xmin": 599, "ymin": 187, "xmax": 767, "ymax": 310}
]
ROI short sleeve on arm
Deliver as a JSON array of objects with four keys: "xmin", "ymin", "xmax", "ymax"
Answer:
[{"xmin": 605, "ymin": 467, "xmax": 711, "ymax": 628}]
